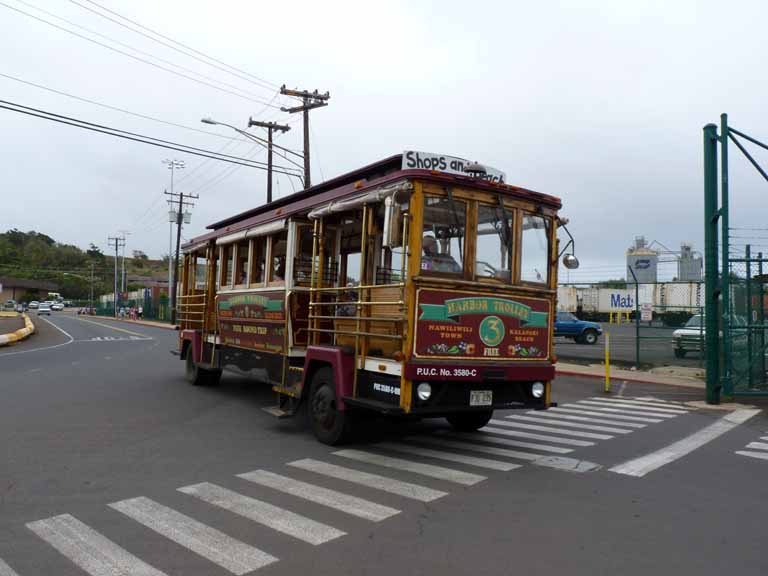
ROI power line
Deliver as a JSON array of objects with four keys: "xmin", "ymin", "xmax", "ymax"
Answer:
[
  {"xmin": 0, "ymin": 1, "xmax": 282, "ymax": 108},
  {"xmin": 72, "ymin": 0, "xmax": 286, "ymax": 95},
  {"xmin": 0, "ymin": 99, "xmax": 304, "ymax": 176}
]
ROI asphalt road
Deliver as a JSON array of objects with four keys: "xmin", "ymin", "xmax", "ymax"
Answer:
[
  {"xmin": 1, "ymin": 311, "xmax": 767, "ymax": 575},
  {"xmin": 555, "ymin": 323, "xmax": 705, "ymax": 369}
]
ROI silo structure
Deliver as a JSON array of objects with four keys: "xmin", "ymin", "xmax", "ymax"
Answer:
[
  {"xmin": 626, "ymin": 236, "xmax": 658, "ymax": 283},
  {"xmin": 678, "ymin": 243, "xmax": 703, "ymax": 281}
]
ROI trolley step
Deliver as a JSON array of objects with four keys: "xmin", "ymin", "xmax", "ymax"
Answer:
[{"xmin": 262, "ymin": 406, "xmax": 296, "ymax": 419}]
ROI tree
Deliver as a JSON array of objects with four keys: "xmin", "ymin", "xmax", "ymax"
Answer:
[
  {"xmin": 132, "ymin": 250, "xmax": 148, "ymax": 260},
  {"xmin": 87, "ymin": 243, "xmax": 105, "ymax": 262}
]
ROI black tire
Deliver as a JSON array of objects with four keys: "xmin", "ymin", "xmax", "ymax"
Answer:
[
  {"xmin": 185, "ymin": 349, "xmax": 221, "ymax": 386},
  {"xmin": 446, "ymin": 410, "xmax": 494, "ymax": 432},
  {"xmin": 674, "ymin": 348, "xmax": 687, "ymax": 359},
  {"xmin": 309, "ymin": 367, "xmax": 351, "ymax": 445},
  {"xmin": 582, "ymin": 329, "xmax": 599, "ymax": 345}
]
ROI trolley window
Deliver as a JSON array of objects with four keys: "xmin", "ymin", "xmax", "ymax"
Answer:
[
  {"xmin": 520, "ymin": 214, "xmax": 550, "ymax": 284},
  {"xmin": 420, "ymin": 195, "xmax": 465, "ymax": 276},
  {"xmin": 269, "ymin": 231, "xmax": 288, "ymax": 284},
  {"xmin": 476, "ymin": 203, "xmax": 513, "ymax": 282}
]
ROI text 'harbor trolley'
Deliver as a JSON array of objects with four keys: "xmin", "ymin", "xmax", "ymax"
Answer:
[{"xmin": 176, "ymin": 152, "xmax": 578, "ymax": 444}]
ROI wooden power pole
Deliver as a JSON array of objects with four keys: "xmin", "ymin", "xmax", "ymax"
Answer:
[
  {"xmin": 247, "ymin": 118, "xmax": 290, "ymax": 203},
  {"xmin": 280, "ymin": 85, "xmax": 330, "ymax": 189}
]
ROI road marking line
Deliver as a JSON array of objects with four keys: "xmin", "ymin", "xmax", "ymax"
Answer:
[
  {"xmin": 288, "ymin": 459, "xmax": 447, "ymax": 502},
  {"xmin": 760, "ymin": 436, "xmax": 768, "ymax": 442},
  {"xmin": 533, "ymin": 456, "xmax": 602, "ymax": 473},
  {"xmin": 237, "ymin": 470, "xmax": 400, "ymax": 521},
  {"xmin": 179, "ymin": 482, "xmax": 344, "ymax": 545},
  {"xmin": 408, "ymin": 436, "xmax": 544, "ymax": 461},
  {"xmin": 440, "ymin": 430, "xmax": 574, "ymax": 454},
  {"xmin": 488, "ymin": 419, "xmax": 614, "ymax": 440},
  {"xmin": 552, "ymin": 406, "xmax": 663, "ymax": 423},
  {"xmin": 595, "ymin": 397, "xmax": 692, "ymax": 410},
  {"xmin": 72, "ymin": 317, "xmax": 150, "ymax": 338},
  {"xmin": 736, "ymin": 450, "xmax": 768, "ymax": 461},
  {"xmin": 610, "ymin": 409, "xmax": 761, "ymax": 477},
  {"xmin": 745, "ymin": 441, "xmax": 768, "ymax": 451},
  {"xmin": 526, "ymin": 410, "xmax": 646, "ymax": 429},
  {"xmin": 575, "ymin": 401, "xmax": 682, "ymax": 417},
  {"xmin": 481, "ymin": 426, "xmax": 595, "ymax": 447},
  {"xmin": 506, "ymin": 414, "xmax": 633, "ymax": 434},
  {"xmin": 332, "ymin": 449, "xmax": 486, "ymax": 485},
  {"xmin": 27, "ymin": 513, "xmax": 167, "ymax": 576},
  {"xmin": 584, "ymin": 398, "xmax": 689, "ymax": 414},
  {"xmin": 375, "ymin": 442, "xmax": 521, "ymax": 471},
  {"xmin": 0, "ymin": 315, "xmax": 75, "ymax": 357},
  {"xmin": 0, "ymin": 558, "xmax": 20, "ymax": 576},
  {"xmin": 109, "ymin": 496, "xmax": 276, "ymax": 574},
  {"xmin": 564, "ymin": 403, "xmax": 675, "ymax": 419}
]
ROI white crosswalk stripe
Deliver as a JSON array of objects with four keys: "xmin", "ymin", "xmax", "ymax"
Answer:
[
  {"xmin": 442, "ymin": 430, "xmax": 574, "ymax": 454},
  {"xmin": 27, "ymin": 513, "xmax": 168, "ymax": 576},
  {"xmin": 745, "ymin": 441, "xmax": 768, "ymax": 451},
  {"xmin": 109, "ymin": 496, "xmax": 276, "ymax": 574},
  {"xmin": 506, "ymin": 414, "xmax": 633, "ymax": 434},
  {"xmin": 411, "ymin": 435, "xmax": 546, "ymax": 461},
  {"xmin": 481, "ymin": 426, "xmax": 595, "ymax": 447},
  {"xmin": 488, "ymin": 419, "xmax": 614, "ymax": 440},
  {"xmin": 761, "ymin": 437, "xmax": 768, "ymax": 442},
  {"xmin": 736, "ymin": 450, "xmax": 768, "ymax": 461},
  {"xmin": 179, "ymin": 482, "xmax": 345, "ymax": 545},
  {"xmin": 563, "ymin": 403, "xmax": 675, "ymax": 420},
  {"xmin": 375, "ymin": 442, "xmax": 522, "ymax": 471},
  {"xmin": 526, "ymin": 410, "xmax": 647, "ymax": 429},
  {"xmin": 333, "ymin": 448, "xmax": 486, "ymax": 485},
  {"xmin": 552, "ymin": 406, "xmax": 663, "ymax": 423},
  {"xmin": 581, "ymin": 399, "xmax": 688, "ymax": 415},
  {"xmin": 0, "ymin": 558, "xmax": 20, "ymax": 576},
  {"xmin": 238, "ymin": 470, "xmax": 400, "ymax": 521},
  {"xmin": 590, "ymin": 397, "xmax": 692, "ymax": 411},
  {"xmin": 288, "ymin": 459, "xmax": 447, "ymax": 502}
]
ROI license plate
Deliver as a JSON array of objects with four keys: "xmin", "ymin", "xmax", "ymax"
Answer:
[{"xmin": 469, "ymin": 390, "xmax": 493, "ymax": 406}]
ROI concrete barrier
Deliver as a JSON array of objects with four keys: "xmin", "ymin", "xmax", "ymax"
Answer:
[{"xmin": 0, "ymin": 313, "xmax": 35, "ymax": 346}]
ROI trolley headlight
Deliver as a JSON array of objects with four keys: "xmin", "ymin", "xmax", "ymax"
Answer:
[
  {"xmin": 531, "ymin": 382, "xmax": 545, "ymax": 399},
  {"xmin": 417, "ymin": 382, "xmax": 432, "ymax": 401}
]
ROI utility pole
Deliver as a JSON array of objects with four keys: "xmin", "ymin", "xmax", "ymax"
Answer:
[
  {"xmin": 90, "ymin": 261, "xmax": 94, "ymax": 314},
  {"xmin": 118, "ymin": 230, "xmax": 130, "ymax": 293},
  {"xmin": 163, "ymin": 159, "xmax": 185, "ymax": 299},
  {"xmin": 107, "ymin": 236, "xmax": 125, "ymax": 317},
  {"xmin": 247, "ymin": 118, "xmax": 290, "ymax": 203},
  {"xmin": 165, "ymin": 189, "xmax": 198, "ymax": 325},
  {"xmin": 280, "ymin": 85, "xmax": 330, "ymax": 189}
]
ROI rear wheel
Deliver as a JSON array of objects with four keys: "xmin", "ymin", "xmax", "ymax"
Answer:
[
  {"xmin": 185, "ymin": 348, "xmax": 221, "ymax": 386},
  {"xmin": 446, "ymin": 410, "xmax": 494, "ymax": 432},
  {"xmin": 309, "ymin": 367, "xmax": 351, "ymax": 445}
]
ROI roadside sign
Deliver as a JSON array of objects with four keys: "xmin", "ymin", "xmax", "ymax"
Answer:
[{"xmin": 641, "ymin": 303, "xmax": 653, "ymax": 322}]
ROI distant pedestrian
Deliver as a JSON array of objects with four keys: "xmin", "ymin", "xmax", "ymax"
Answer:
[
  {"xmin": 119, "ymin": 306, "xmax": 126, "ymax": 318},
  {"xmin": 138, "ymin": 306, "xmax": 143, "ymax": 319}
]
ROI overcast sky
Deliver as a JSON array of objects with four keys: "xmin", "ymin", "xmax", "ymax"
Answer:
[{"xmin": 2, "ymin": 0, "xmax": 767, "ymax": 281}]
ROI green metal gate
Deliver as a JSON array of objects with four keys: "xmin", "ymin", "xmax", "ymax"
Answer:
[{"xmin": 703, "ymin": 114, "xmax": 768, "ymax": 402}]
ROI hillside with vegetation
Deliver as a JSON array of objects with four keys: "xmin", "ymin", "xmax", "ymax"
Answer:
[{"xmin": 0, "ymin": 229, "xmax": 168, "ymax": 300}]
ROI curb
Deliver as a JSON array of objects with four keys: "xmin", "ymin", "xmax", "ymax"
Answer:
[
  {"xmin": 0, "ymin": 313, "xmax": 35, "ymax": 346},
  {"xmin": 93, "ymin": 316, "xmax": 178, "ymax": 331},
  {"xmin": 556, "ymin": 367, "xmax": 704, "ymax": 389}
]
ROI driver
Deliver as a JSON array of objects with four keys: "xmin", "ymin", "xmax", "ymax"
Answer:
[{"xmin": 421, "ymin": 235, "xmax": 461, "ymax": 273}]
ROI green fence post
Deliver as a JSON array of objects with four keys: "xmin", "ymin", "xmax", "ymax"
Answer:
[
  {"xmin": 759, "ymin": 252, "xmax": 765, "ymax": 378},
  {"xmin": 704, "ymin": 123, "xmax": 721, "ymax": 404},
  {"xmin": 746, "ymin": 245, "xmax": 753, "ymax": 389},
  {"xmin": 720, "ymin": 113, "xmax": 731, "ymax": 396}
]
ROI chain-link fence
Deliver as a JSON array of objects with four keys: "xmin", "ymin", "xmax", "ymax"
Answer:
[{"xmin": 95, "ymin": 295, "xmax": 170, "ymax": 322}]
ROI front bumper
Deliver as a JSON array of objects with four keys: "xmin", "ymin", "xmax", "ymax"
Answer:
[{"xmin": 407, "ymin": 379, "xmax": 549, "ymax": 415}]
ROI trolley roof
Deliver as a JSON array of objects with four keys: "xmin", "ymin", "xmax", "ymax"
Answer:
[{"xmin": 182, "ymin": 153, "xmax": 562, "ymax": 251}]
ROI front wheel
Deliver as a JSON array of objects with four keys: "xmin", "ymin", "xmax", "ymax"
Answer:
[
  {"xmin": 582, "ymin": 329, "xmax": 599, "ymax": 345},
  {"xmin": 446, "ymin": 410, "xmax": 494, "ymax": 432},
  {"xmin": 309, "ymin": 367, "xmax": 352, "ymax": 445}
]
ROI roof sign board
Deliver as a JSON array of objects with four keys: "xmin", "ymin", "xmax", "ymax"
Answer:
[{"xmin": 402, "ymin": 151, "xmax": 506, "ymax": 184}]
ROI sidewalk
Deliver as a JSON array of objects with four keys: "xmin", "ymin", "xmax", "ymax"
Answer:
[
  {"xmin": 0, "ymin": 312, "xmax": 35, "ymax": 346},
  {"xmin": 93, "ymin": 315, "xmax": 178, "ymax": 331},
  {"xmin": 557, "ymin": 361, "xmax": 705, "ymax": 389}
]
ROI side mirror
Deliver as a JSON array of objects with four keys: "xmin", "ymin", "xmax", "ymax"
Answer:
[
  {"xmin": 562, "ymin": 254, "xmax": 580, "ymax": 269},
  {"xmin": 382, "ymin": 196, "xmax": 401, "ymax": 248}
]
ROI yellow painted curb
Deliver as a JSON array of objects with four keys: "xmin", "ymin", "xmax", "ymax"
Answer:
[{"xmin": 0, "ymin": 313, "xmax": 35, "ymax": 346}]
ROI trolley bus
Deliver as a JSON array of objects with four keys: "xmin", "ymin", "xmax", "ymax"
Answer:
[{"xmin": 175, "ymin": 152, "xmax": 578, "ymax": 444}]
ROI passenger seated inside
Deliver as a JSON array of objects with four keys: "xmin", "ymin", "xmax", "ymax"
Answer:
[{"xmin": 421, "ymin": 235, "xmax": 461, "ymax": 273}]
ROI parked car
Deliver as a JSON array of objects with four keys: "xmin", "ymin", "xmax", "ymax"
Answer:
[
  {"xmin": 28, "ymin": 301, "xmax": 39, "ymax": 309},
  {"xmin": 37, "ymin": 303, "xmax": 52, "ymax": 316},
  {"xmin": 555, "ymin": 312, "xmax": 603, "ymax": 345},
  {"xmin": 51, "ymin": 302, "xmax": 64, "ymax": 311},
  {"xmin": 4, "ymin": 299, "xmax": 16, "ymax": 310},
  {"xmin": 672, "ymin": 314, "xmax": 749, "ymax": 358}
]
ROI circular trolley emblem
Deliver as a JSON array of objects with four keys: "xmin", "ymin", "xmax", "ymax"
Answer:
[{"xmin": 479, "ymin": 315, "xmax": 504, "ymax": 347}]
